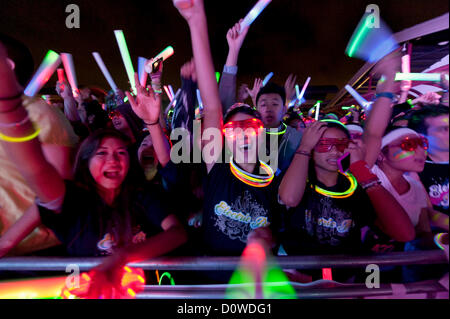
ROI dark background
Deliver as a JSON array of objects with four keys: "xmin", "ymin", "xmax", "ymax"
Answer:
[{"xmin": 1, "ymin": 0, "xmax": 448, "ymax": 98}]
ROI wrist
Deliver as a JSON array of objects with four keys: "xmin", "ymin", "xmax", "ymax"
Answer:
[
  {"xmin": 349, "ymin": 160, "xmax": 378, "ymax": 184},
  {"xmin": 144, "ymin": 119, "xmax": 159, "ymax": 126}
]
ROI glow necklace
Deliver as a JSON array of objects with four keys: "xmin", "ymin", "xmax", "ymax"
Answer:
[
  {"xmin": 230, "ymin": 158, "xmax": 274, "ymax": 188},
  {"xmin": 312, "ymin": 172, "xmax": 358, "ymax": 199},
  {"xmin": 266, "ymin": 123, "xmax": 287, "ymax": 136}
]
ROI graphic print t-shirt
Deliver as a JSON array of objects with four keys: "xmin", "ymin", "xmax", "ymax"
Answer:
[
  {"xmin": 38, "ymin": 181, "xmax": 169, "ymax": 256},
  {"xmin": 202, "ymin": 162, "xmax": 281, "ymax": 256},
  {"xmin": 419, "ymin": 159, "xmax": 449, "ymax": 216},
  {"xmin": 281, "ymin": 174, "xmax": 376, "ymax": 255}
]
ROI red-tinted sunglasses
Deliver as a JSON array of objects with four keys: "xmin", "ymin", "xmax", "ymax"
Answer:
[
  {"xmin": 223, "ymin": 118, "xmax": 264, "ymax": 139},
  {"xmin": 390, "ymin": 136, "xmax": 429, "ymax": 152},
  {"xmin": 108, "ymin": 110, "xmax": 121, "ymax": 120},
  {"xmin": 315, "ymin": 138, "xmax": 350, "ymax": 153}
]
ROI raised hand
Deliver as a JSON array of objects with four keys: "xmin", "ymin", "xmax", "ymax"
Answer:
[
  {"xmin": 180, "ymin": 58, "xmax": 196, "ymax": 82},
  {"xmin": 347, "ymin": 138, "xmax": 366, "ymax": 164},
  {"xmin": 412, "ymin": 92, "xmax": 442, "ymax": 106},
  {"xmin": 284, "ymin": 74, "xmax": 297, "ymax": 104},
  {"xmin": 125, "ymin": 73, "xmax": 161, "ymax": 125},
  {"xmin": 172, "ymin": 0, "xmax": 204, "ymax": 23},
  {"xmin": 247, "ymin": 78, "xmax": 263, "ymax": 107},
  {"xmin": 297, "ymin": 121, "xmax": 328, "ymax": 152},
  {"xmin": 237, "ymin": 83, "xmax": 250, "ymax": 102},
  {"xmin": 226, "ymin": 20, "xmax": 249, "ymax": 53},
  {"xmin": 55, "ymin": 80, "xmax": 73, "ymax": 99}
]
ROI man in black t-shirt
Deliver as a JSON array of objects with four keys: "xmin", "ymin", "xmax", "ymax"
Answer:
[{"xmin": 408, "ymin": 105, "xmax": 449, "ymax": 216}]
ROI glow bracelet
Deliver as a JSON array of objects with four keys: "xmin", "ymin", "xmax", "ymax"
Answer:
[{"xmin": 92, "ymin": 52, "xmax": 118, "ymax": 92}]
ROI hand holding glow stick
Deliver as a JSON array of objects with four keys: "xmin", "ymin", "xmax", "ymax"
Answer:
[
  {"xmin": 145, "ymin": 46, "xmax": 174, "ymax": 74},
  {"xmin": 92, "ymin": 52, "xmax": 118, "ymax": 92},
  {"xmin": 240, "ymin": 0, "xmax": 272, "ymax": 33},
  {"xmin": 61, "ymin": 53, "xmax": 79, "ymax": 97},
  {"xmin": 24, "ymin": 50, "xmax": 61, "ymax": 97},
  {"xmin": 114, "ymin": 30, "xmax": 136, "ymax": 94},
  {"xmin": 262, "ymin": 72, "xmax": 273, "ymax": 87}
]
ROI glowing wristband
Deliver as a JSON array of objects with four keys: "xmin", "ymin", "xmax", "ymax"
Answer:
[
  {"xmin": 312, "ymin": 172, "xmax": 358, "ymax": 199},
  {"xmin": 266, "ymin": 122, "xmax": 287, "ymax": 135},
  {"xmin": 434, "ymin": 233, "xmax": 448, "ymax": 251},
  {"xmin": 0, "ymin": 128, "xmax": 40, "ymax": 143},
  {"xmin": 376, "ymin": 92, "xmax": 395, "ymax": 101}
]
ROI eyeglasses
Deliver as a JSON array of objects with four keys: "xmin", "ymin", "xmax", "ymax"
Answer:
[
  {"xmin": 108, "ymin": 110, "xmax": 121, "ymax": 120},
  {"xmin": 315, "ymin": 138, "xmax": 350, "ymax": 153},
  {"xmin": 389, "ymin": 136, "xmax": 429, "ymax": 152},
  {"xmin": 223, "ymin": 118, "xmax": 264, "ymax": 139}
]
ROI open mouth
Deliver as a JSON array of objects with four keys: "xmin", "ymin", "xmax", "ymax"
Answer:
[{"xmin": 103, "ymin": 171, "xmax": 121, "ymax": 179}]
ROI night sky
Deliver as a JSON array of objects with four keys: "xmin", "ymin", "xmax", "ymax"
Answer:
[{"xmin": 1, "ymin": 0, "xmax": 448, "ymax": 97}]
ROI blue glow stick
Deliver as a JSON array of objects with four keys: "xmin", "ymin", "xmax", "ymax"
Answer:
[
  {"xmin": 196, "ymin": 89, "xmax": 203, "ymax": 109},
  {"xmin": 298, "ymin": 77, "xmax": 311, "ymax": 101},
  {"xmin": 262, "ymin": 72, "xmax": 273, "ymax": 86},
  {"xmin": 345, "ymin": 85, "xmax": 371, "ymax": 110},
  {"xmin": 24, "ymin": 50, "xmax": 61, "ymax": 97},
  {"xmin": 92, "ymin": 52, "xmax": 118, "ymax": 91},
  {"xmin": 239, "ymin": 0, "xmax": 272, "ymax": 33},
  {"xmin": 114, "ymin": 30, "xmax": 136, "ymax": 94},
  {"xmin": 138, "ymin": 57, "xmax": 148, "ymax": 87},
  {"xmin": 168, "ymin": 85, "xmax": 175, "ymax": 101}
]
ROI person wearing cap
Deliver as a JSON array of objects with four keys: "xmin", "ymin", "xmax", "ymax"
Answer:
[{"xmin": 346, "ymin": 124, "xmax": 364, "ymax": 141}]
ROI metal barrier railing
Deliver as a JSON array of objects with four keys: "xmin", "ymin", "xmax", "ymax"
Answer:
[{"xmin": 0, "ymin": 250, "xmax": 447, "ymax": 272}]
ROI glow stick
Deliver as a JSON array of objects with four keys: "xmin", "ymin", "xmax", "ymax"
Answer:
[
  {"xmin": 322, "ymin": 268, "xmax": 333, "ymax": 281},
  {"xmin": 298, "ymin": 77, "xmax": 311, "ymax": 101},
  {"xmin": 164, "ymin": 85, "xmax": 173, "ymax": 101},
  {"xmin": 138, "ymin": 57, "xmax": 148, "ymax": 87},
  {"xmin": 92, "ymin": 52, "xmax": 118, "ymax": 92},
  {"xmin": 314, "ymin": 101, "xmax": 321, "ymax": 121},
  {"xmin": 240, "ymin": 0, "xmax": 272, "ymax": 32},
  {"xmin": 114, "ymin": 30, "xmax": 136, "ymax": 94},
  {"xmin": 24, "ymin": 50, "xmax": 61, "ymax": 97},
  {"xmin": 395, "ymin": 73, "xmax": 448, "ymax": 82},
  {"xmin": 60, "ymin": 53, "xmax": 79, "ymax": 96},
  {"xmin": 344, "ymin": 85, "xmax": 370, "ymax": 109},
  {"xmin": 57, "ymin": 68, "xmax": 65, "ymax": 83},
  {"xmin": 262, "ymin": 72, "xmax": 273, "ymax": 86},
  {"xmin": 295, "ymin": 84, "xmax": 300, "ymax": 100},
  {"xmin": 168, "ymin": 85, "xmax": 175, "ymax": 101},
  {"xmin": 153, "ymin": 46, "xmax": 174, "ymax": 63},
  {"xmin": 196, "ymin": 89, "xmax": 203, "ymax": 109},
  {"xmin": 401, "ymin": 55, "xmax": 410, "ymax": 74},
  {"xmin": 216, "ymin": 72, "xmax": 221, "ymax": 83},
  {"xmin": 0, "ymin": 276, "xmax": 67, "ymax": 299}
]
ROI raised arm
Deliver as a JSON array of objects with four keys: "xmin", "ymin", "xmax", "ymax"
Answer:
[
  {"xmin": 279, "ymin": 121, "xmax": 327, "ymax": 207},
  {"xmin": 174, "ymin": 0, "xmax": 223, "ymax": 172},
  {"xmin": 0, "ymin": 42, "xmax": 65, "ymax": 204},
  {"xmin": 219, "ymin": 20, "xmax": 249, "ymax": 112},
  {"xmin": 362, "ymin": 52, "xmax": 401, "ymax": 168},
  {"xmin": 126, "ymin": 73, "xmax": 171, "ymax": 167}
]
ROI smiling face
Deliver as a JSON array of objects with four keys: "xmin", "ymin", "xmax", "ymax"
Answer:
[
  {"xmin": 313, "ymin": 128, "xmax": 348, "ymax": 172},
  {"xmin": 256, "ymin": 93, "xmax": 286, "ymax": 128},
  {"xmin": 382, "ymin": 134, "xmax": 428, "ymax": 173},
  {"xmin": 89, "ymin": 137, "xmax": 130, "ymax": 192},
  {"xmin": 224, "ymin": 113, "xmax": 263, "ymax": 165}
]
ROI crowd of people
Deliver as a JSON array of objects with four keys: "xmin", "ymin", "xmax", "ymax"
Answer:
[{"xmin": 0, "ymin": 0, "xmax": 448, "ymax": 297}]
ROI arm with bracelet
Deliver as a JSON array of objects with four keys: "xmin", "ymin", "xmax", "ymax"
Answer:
[
  {"xmin": 0, "ymin": 42, "xmax": 66, "ymax": 205},
  {"xmin": 363, "ymin": 52, "xmax": 401, "ymax": 168}
]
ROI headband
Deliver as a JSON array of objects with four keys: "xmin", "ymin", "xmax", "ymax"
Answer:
[
  {"xmin": 381, "ymin": 128, "xmax": 420, "ymax": 149},
  {"xmin": 346, "ymin": 124, "xmax": 364, "ymax": 133}
]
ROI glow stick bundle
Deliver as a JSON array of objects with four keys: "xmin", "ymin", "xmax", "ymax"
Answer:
[
  {"xmin": 92, "ymin": 52, "xmax": 118, "ymax": 92},
  {"xmin": 24, "ymin": 50, "xmax": 61, "ymax": 97},
  {"xmin": 344, "ymin": 85, "xmax": 371, "ymax": 110},
  {"xmin": 240, "ymin": 0, "xmax": 272, "ymax": 33},
  {"xmin": 114, "ymin": 30, "xmax": 136, "ymax": 94},
  {"xmin": 61, "ymin": 53, "xmax": 79, "ymax": 96},
  {"xmin": 138, "ymin": 57, "xmax": 148, "ymax": 87},
  {"xmin": 144, "ymin": 46, "xmax": 175, "ymax": 74},
  {"xmin": 395, "ymin": 73, "xmax": 448, "ymax": 82},
  {"xmin": 346, "ymin": 13, "xmax": 398, "ymax": 63},
  {"xmin": 262, "ymin": 72, "xmax": 273, "ymax": 86}
]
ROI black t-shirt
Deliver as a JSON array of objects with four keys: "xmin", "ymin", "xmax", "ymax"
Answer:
[
  {"xmin": 281, "ymin": 174, "xmax": 376, "ymax": 255},
  {"xmin": 201, "ymin": 162, "xmax": 282, "ymax": 256},
  {"xmin": 419, "ymin": 159, "xmax": 449, "ymax": 216},
  {"xmin": 38, "ymin": 181, "xmax": 169, "ymax": 257}
]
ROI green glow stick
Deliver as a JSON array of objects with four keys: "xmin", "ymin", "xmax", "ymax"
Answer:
[
  {"xmin": 216, "ymin": 72, "xmax": 221, "ymax": 83},
  {"xmin": 114, "ymin": 30, "xmax": 136, "ymax": 94},
  {"xmin": 347, "ymin": 15, "xmax": 371, "ymax": 58},
  {"xmin": 395, "ymin": 73, "xmax": 448, "ymax": 82}
]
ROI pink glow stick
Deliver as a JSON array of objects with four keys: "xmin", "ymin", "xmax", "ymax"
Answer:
[{"xmin": 61, "ymin": 53, "xmax": 79, "ymax": 97}]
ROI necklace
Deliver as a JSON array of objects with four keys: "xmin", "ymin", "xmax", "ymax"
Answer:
[
  {"xmin": 312, "ymin": 172, "xmax": 358, "ymax": 198},
  {"xmin": 230, "ymin": 158, "xmax": 274, "ymax": 188},
  {"xmin": 266, "ymin": 123, "xmax": 287, "ymax": 136}
]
